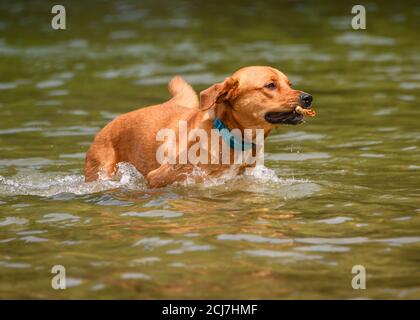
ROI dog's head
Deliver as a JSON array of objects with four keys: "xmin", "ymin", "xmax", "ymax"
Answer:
[{"xmin": 199, "ymin": 66, "xmax": 312, "ymax": 130}]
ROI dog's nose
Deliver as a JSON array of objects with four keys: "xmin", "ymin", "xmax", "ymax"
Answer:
[{"xmin": 300, "ymin": 93, "xmax": 313, "ymax": 109}]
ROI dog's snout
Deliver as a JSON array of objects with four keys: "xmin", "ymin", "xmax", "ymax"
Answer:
[{"xmin": 300, "ymin": 93, "xmax": 313, "ymax": 109}]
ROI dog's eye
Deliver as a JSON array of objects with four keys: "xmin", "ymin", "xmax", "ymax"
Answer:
[{"xmin": 264, "ymin": 82, "xmax": 276, "ymax": 90}]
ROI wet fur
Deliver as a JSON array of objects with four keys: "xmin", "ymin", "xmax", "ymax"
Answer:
[{"xmin": 85, "ymin": 66, "xmax": 305, "ymax": 188}]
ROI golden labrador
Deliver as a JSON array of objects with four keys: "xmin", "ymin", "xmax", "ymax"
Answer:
[{"xmin": 85, "ymin": 66, "xmax": 314, "ymax": 188}]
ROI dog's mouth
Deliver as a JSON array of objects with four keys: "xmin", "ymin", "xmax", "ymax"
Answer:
[{"xmin": 264, "ymin": 110, "xmax": 303, "ymax": 125}]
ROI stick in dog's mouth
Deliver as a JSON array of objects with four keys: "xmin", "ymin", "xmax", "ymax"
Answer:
[{"xmin": 295, "ymin": 105, "xmax": 316, "ymax": 117}]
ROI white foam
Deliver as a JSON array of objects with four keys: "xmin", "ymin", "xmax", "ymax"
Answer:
[
  {"xmin": 0, "ymin": 162, "xmax": 146, "ymax": 197},
  {"xmin": 0, "ymin": 163, "xmax": 312, "ymax": 196},
  {"xmin": 174, "ymin": 164, "xmax": 313, "ymax": 197}
]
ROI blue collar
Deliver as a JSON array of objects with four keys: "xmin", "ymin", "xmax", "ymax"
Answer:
[{"xmin": 213, "ymin": 117, "xmax": 256, "ymax": 151}]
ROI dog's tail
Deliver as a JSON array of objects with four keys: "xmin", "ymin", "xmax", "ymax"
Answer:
[{"xmin": 168, "ymin": 76, "xmax": 199, "ymax": 109}]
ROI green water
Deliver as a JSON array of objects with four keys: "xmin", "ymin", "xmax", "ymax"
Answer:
[{"xmin": 0, "ymin": 0, "xmax": 419, "ymax": 299}]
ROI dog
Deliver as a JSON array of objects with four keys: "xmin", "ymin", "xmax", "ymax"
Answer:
[{"xmin": 85, "ymin": 66, "xmax": 313, "ymax": 188}]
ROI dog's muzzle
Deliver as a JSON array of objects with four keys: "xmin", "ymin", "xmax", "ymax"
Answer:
[{"xmin": 264, "ymin": 111, "xmax": 303, "ymax": 125}]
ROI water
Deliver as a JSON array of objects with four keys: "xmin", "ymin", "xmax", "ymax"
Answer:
[{"xmin": 0, "ymin": 0, "xmax": 419, "ymax": 299}]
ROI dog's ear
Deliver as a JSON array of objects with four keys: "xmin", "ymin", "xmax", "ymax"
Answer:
[{"xmin": 199, "ymin": 77, "xmax": 238, "ymax": 111}]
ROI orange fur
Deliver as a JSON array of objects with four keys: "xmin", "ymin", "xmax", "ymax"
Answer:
[{"xmin": 85, "ymin": 66, "xmax": 312, "ymax": 188}]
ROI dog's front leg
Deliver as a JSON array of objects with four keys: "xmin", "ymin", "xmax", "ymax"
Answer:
[{"xmin": 146, "ymin": 163, "xmax": 194, "ymax": 188}]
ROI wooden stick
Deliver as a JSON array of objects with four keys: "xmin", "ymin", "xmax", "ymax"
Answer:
[{"xmin": 295, "ymin": 106, "xmax": 316, "ymax": 117}]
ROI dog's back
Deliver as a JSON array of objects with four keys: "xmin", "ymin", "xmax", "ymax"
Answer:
[{"xmin": 84, "ymin": 77, "xmax": 200, "ymax": 181}]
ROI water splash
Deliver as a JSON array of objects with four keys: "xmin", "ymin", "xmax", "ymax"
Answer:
[
  {"xmin": 181, "ymin": 164, "xmax": 310, "ymax": 187},
  {"xmin": 0, "ymin": 163, "xmax": 312, "ymax": 197},
  {"xmin": 0, "ymin": 162, "xmax": 146, "ymax": 197}
]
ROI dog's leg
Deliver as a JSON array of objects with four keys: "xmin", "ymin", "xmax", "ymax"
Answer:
[
  {"xmin": 146, "ymin": 163, "xmax": 195, "ymax": 188},
  {"xmin": 85, "ymin": 146, "xmax": 118, "ymax": 182}
]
